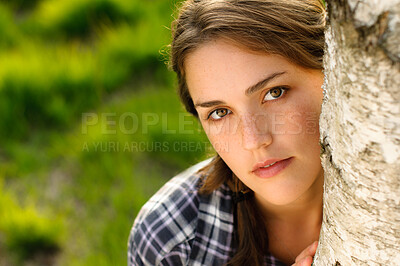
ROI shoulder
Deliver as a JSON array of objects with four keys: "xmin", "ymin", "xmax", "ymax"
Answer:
[{"xmin": 128, "ymin": 158, "xmax": 235, "ymax": 266}]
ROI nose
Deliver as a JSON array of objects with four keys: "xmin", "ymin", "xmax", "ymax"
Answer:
[{"xmin": 241, "ymin": 113, "xmax": 272, "ymax": 151}]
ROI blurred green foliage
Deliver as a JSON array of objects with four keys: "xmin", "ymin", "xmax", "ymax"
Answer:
[
  {"xmin": 0, "ymin": 0, "xmax": 210, "ymax": 265},
  {"xmin": 0, "ymin": 178, "xmax": 64, "ymax": 263},
  {"xmin": 0, "ymin": 0, "xmax": 174, "ymax": 141},
  {"xmin": 27, "ymin": 0, "xmax": 137, "ymax": 38}
]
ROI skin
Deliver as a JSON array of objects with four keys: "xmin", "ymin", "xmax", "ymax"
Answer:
[{"xmin": 184, "ymin": 39, "xmax": 324, "ymax": 265}]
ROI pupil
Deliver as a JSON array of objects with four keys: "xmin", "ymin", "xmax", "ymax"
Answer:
[
  {"xmin": 271, "ymin": 88, "xmax": 282, "ymax": 97},
  {"xmin": 217, "ymin": 109, "xmax": 226, "ymax": 116}
]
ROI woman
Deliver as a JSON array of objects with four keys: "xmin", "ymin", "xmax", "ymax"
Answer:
[{"xmin": 129, "ymin": 0, "xmax": 326, "ymax": 265}]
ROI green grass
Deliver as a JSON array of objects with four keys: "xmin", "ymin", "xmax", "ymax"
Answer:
[
  {"xmin": 20, "ymin": 87, "xmax": 209, "ymax": 265},
  {"xmin": 0, "ymin": 0, "xmax": 207, "ymax": 265},
  {"xmin": 1, "ymin": 78, "xmax": 209, "ymax": 266},
  {"xmin": 22, "ymin": 0, "xmax": 141, "ymax": 39},
  {"xmin": 0, "ymin": 179, "xmax": 65, "ymax": 265},
  {"xmin": 0, "ymin": 4, "xmax": 172, "ymax": 141},
  {"xmin": 0, "ymin": 3, "xmax": 20, "ymax": 49},
  {"xmin": 0, "ymin": 0, "xmax": 42, "ymax": 12},
  {"xmin": 0, "ymin": 44, "xmax": 98, "ymax": 140}
]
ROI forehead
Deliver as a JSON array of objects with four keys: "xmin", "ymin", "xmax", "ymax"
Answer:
[{"xmin": 184, "ymin": 39, "xmax": 292, "ymax": 100}]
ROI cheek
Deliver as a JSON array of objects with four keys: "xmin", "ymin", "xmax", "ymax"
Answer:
[
  {"xmin": 283, "ymin": 92, "xmax": 322, "ymax": 135},
  {"xmin": 202, "ymin": 122, "xmax": 242, "ymax": 155},
  {"xmin": 208, "ymin": 135, "xmax": 230, "ymax": 155},
  {"xmin": 281, "ymin": 103, "xmax": 322, "ymax": 159},
  {"xmin": 285, "ymin": 110, "xmax": 320, "ymax": 137}
]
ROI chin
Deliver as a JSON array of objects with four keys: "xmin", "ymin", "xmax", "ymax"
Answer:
[
  {"xmin": 257, "ymin": 186, "xmax": 307, "ymax": 206},
  {"xmin": 266, "ymin": 196, "xmax": 300, "ymax": 206}
]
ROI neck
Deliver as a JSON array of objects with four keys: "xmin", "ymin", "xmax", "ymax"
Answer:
[{"xmin": 254, "ymin": 171, "xmax": 324, "ymax": 265}]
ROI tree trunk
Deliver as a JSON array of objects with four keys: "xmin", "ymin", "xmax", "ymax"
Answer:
[{"xmin": 314, "ymin": 0, "xmax": 400, "ymax": 265}]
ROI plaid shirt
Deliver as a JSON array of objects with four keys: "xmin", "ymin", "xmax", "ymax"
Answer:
[{"xmin": 128, "ymin": 158, "xmax": 285, "ymax": 266}]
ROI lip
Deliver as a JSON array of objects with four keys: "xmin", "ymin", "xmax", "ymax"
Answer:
[{"xmin": 252, "ymin": 157, "xmax": 293, "ymax": 179}]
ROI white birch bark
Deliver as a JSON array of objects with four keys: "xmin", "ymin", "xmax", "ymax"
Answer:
[{"xmin": 314, "ymin": 0, "xmax": 400, "ymax": 265}]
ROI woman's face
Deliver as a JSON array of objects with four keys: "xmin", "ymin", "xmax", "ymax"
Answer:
[{"xmin": 185, "ymin": 39, "xmax": 324, "ymax": 207}]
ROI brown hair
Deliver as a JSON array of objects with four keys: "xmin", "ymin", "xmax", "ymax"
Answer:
[{"xmin": 169, "ymin": 0, "xmax": 325, "ymax": 265}]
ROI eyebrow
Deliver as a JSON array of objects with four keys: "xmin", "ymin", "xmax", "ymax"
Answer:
[
  {"xmin": 245, "ymin": 71, "xmax": 287, "ymax": 96},
  {"xmin": 194, "ymin": 71, "xmax": 287, "ymax": 108}
]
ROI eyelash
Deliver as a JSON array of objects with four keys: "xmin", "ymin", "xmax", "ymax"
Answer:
[
  {"xmin": 207, "ymin": 108, "xmax": 232, "ymax": 121},
  {"xmin": 206, "ymin": 86, "xmax": 289, "ymax": 122},
  {"xmin": 262, "ymin": 86, "xmax": 289, "ymax": 103}
]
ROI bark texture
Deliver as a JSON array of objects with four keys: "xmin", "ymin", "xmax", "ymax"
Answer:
[{"xmin": 314, "ymin": 0, "xmax": 400, "ymax": 265}]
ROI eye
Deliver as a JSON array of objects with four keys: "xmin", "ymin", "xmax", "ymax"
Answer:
[
  {"xmin": 208, "ymin": 108, "xmax": 232, "ymax": 120},
  {"xmin": 263, "ymin": 86, "xmax": 288, "ymax": 102}
]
